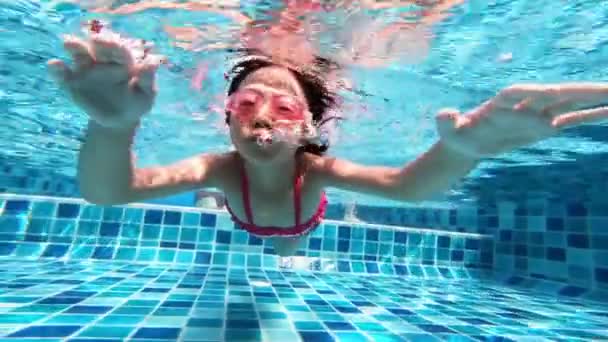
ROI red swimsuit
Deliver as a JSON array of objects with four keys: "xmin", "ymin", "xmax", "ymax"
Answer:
[{"xmin": 225, "ymin": 157, "xmax": 327, "ymax": 238}]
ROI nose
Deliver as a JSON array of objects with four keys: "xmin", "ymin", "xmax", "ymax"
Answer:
[
  {"xmin": 251, "ymin": 102, "xmax": 274, "ymax": 129},
  {"xmin": 252, "ymin": 117, "xmax": 272, "ymax": 130}
]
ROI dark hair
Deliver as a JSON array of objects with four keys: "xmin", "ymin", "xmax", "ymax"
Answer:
[{"xmin": 225, "ymin": 52, "xmax": 339, "ymax": 155}]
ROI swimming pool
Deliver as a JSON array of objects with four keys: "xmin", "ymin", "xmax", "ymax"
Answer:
[{"xmin": 1, "ymin": 0, "xmax": 608, "ymax": 341}]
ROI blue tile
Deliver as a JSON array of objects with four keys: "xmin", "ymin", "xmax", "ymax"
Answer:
[
  {"xmin": 338, "ymin": 226, "xmax": 351, "ymax": 239},
  {"xmin": 595, "ymin": 267, "xmax": 608, "ymax": 283},
  {"xmin": 4, "ymin": 200, "xmax": 30, "ymax": 213},
  {"xmin": 226, "ymin": 319, "xmax": 259, "ymax": 329},
  {"xmin": 566, "ymin": 202, "xmax": 586, "ymax": 216},
  {"xmin": 366, "ymin": 228, "xmax": 379, "ymax": 241},
  {"xmin": 394, "ymin": 231, "xmax": 407, "ymax": 244},
  {"xmin": 163, "ymin": 211, "xmax": 182, "ymax": 225},
  {"xmin": 394, "ymin": 265, "xmax": 408, "ymax": 275},
  {"xmin": 0, "ymin": 242, "xmax": 16, "ymax": 255},
  {"xmin": 183, "ymin": 212, "xmax": 200, "ymax": 226},
  {"xmin": 132, "ymin": 327, "xmax": 181, "ymax": 339},
  {"xmin": 41, "ymin": 244, "xmax": 69, "ymax": 258},
  {"xmin": 465, "ymin": 238, "xmax": 480, "ymax": 250},
  {"xmin": 438, "ymin": 235, "xmax": 450, "ymax": 248},
  {"xmin": 335, "ymin": 306, "xmax": 361, "ymax": 314},
  {"xmin": 200, "ymin": 213, "xmax": 216, "ymax": 227},
  {"xmin": 99, "ymin": 222, "xmax": 120, "ymax": 237},
  {"xmin": 103, "ymin": 207, "xmax": 123, "ymax": 221},
  {"xmin": 56, "ymin": 203, "xmax": 80, "ymax": 218},
  {"xmin": 337, "ymin": 240, "xmax": 350, "ymax": 252},
  {"xmin": 546, "ymin": 247, "xmax": 566, "ymax": 262},
  {"xmin": 365, "ymin": 263, "xmax": 379, "ymax": 274},
  {"xmin": 38, "ymin": 297, "xmax": 84, "ymax": 305},
  {"xmin": 216, "ymin": 230, "xmax": 231, "ymax": 244},
  {"xmin": 8, "ymin": 325, "xmax": 82, "ymax": 338},
  {"xmin": 249, "ymin": 235, "xmax": 263, "ymax": 246},
  {"xmin": 417, "ymin": 324, "xmax": 455, "ymax": 333},
  {"xmin": 121, "ymin": 224, "xmax": 141, "ymax": 238},
  {"xmin": 299, "ymin": 331, "xmax": 334, "ymax": 342},
  {"xmin": 546, "ymin": 218, "xmax": 564, "ymax": 231},
  {"xmin": 161, "ymin": 226, "xmax": 179, "ymax": 241},
  {"xmin": 324, "ymin": 225, "xmax": 337, "ymax": 239},
  {"xmin": 309, "ymin": 238, "xmax": 321, "ymax": 250},
  {"xmin": 65, "ymin": 306, "xmax": 112, "ymax": 314},
  {"xmin": 451, "ymin": 250, "xmax": 464, "ymax": 261},
  {"xmin": 325, "ymin": 321, "xmax": 355, "ymax": 330},
  {"xmin": 567, "ymin": 234, "xmax": 589, "ymax": 248},
  {"xmin": 180, "ymin": 227, "xmax": 197, "ymax": 242},
  {"xmin": 142, "ymin": 225, "xmax": 161, "ymax": 239},
  {"xmin": 558, "ymin": 286, "xmax": 586, "ymax": 297},
  {"xmin": 123, "ymin": 208, "xmax": 143, "ymax": 223},
  {"xmin": 92, "ymin": 246, "xmax": 115, "ymax": 259},
  {"xmin": 144, "ymin": 210, "xmax": 163, "ymax": 224},
  {"xmin": 335, "ymin": 332, "xmax": 368, "ymax": 342},
  {"xmin": 295, "ymin": 321, "xmax": 324, "ymax": 330},
  {"xmin": 31, "ymin": 202, "xmax": 56, "ymax": 217},
  {"xmin": 76, "ymin": 221, "xmax": 97, "ymax": 236},
  {"xmin": 225, "ymin": 329, "xmax": 262, "ymax": 341},
  {"xmin": 323, "ymin": 239, "xmax": 336, "ymax": 252},
  {"xmin": 195, "ymin": 252, "xmax": 211, "ymax": 265}
]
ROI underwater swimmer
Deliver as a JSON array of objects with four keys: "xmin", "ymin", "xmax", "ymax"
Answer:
[{"xmin": 48, "ymin": 27, "xmax": 608, "ymax": 256}]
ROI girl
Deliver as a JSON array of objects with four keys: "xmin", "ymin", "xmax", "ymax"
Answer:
[{"xmin": 48, "ymin": 28, "xmax": 608, "ymax": 256}]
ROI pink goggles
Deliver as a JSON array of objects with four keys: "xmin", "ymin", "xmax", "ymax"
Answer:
[{"xmin": 226, "ymin": 88, "xmax": 306, "ymax": 123}]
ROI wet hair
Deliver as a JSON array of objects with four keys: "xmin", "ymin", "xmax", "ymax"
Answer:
[{"xmin": 225, "ymin": 51, "xmax": 339, "ymax": 155}]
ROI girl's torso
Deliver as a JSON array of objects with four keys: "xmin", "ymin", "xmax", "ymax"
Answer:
[{"xmin": 217, "ymin": 151, "xmax": 327, "ymax": 230}]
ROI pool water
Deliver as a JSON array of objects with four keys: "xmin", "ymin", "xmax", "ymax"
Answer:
[
  {"xmin": 0, "ymin": 259, "xmax": 607, "ymax": 342},
  {"xmin": 1, "ymin": 1, "xmax": 608, "ymax": 341}
]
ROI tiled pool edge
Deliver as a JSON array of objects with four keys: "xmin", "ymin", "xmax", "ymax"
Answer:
[
  {"xmin": 0, "ymin": 194, "xmax": 494, "ymax": 280},
  {"xmin": 2, "ymin": 194, "xmax": 607, "ymax": 303}
]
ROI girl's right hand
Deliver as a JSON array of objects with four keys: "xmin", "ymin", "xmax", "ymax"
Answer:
[{"xmin": 47, "ymin": 33, "xmax": 165, "ymax": 130}]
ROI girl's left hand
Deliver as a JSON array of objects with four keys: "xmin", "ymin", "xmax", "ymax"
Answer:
[{"xmin": 436, "ymin": 83, "xmax": 608, "ymax": 159}]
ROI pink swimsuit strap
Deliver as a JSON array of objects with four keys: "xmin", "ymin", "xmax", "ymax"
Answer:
[{"xmin": 225, "ymin": 156, "xmax": 327, "ymax": 238}]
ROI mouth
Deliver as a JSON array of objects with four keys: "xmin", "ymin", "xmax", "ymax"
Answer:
[{"xmin": 248, "ymin": 129, "xmax": 274, "ymax": 146}]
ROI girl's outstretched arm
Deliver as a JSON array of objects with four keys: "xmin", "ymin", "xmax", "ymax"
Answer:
[
  {"xmin": 312, "ymin": 142, "xmax": 477, "ymax": 202},
  {"xmin": 315, "ymin": 82, "xmax": 608, "ymax": 202},
  {"xmin": 79, "ymin": 121, "xmax": 229, "ymax": 205}
]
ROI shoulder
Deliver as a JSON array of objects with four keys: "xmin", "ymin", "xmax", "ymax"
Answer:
[
  {"xmin": 299, "ymin": 152, "xmax": 341, "ymax": 185},
  {"xmin": 187, "ymin": 151, "xmax": 239, "ymax": 189},
  {"xmin": 208, "ymin": 150, "xmax": 240, "ymax": 174}
]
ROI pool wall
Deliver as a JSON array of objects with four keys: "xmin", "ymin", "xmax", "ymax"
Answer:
[
  {"xmin": 0, "ymin": 194, "xmax": 493, "ymax": 278},
  {"xmin": 1, "ymin": 161, "xmax": 607, "ymax": 301}
]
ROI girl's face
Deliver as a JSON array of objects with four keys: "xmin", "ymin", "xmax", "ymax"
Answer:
[{"xmin": 228, "ymin": 66, "xmax": 314, "ymax": 163}]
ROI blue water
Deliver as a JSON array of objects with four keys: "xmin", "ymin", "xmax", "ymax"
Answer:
[
  {"xmin": 2, "ymin": 0, "xmax": 608, "ymax": 206},
  {"xmin": 1, "ymin": 1, "xmax": 608, "ymax": 341}
]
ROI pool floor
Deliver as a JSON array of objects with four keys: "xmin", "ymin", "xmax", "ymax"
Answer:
[{"xmin": 0, "ymin": 258, "xmax": 605, "ymax": 341}]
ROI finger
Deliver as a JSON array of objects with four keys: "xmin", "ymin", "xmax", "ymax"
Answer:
[
  {"xmin": 47, "ymin": 59, "xmax": 73, "ymax": 88},
  {"xmin": 544, "ymin": 82, "xmax": 608, "ymax": 96},
  {"xmin": 129, "ymin": 62, "xmax": 160, "ymax": 96},
  {"xmin": 63, "ymin": 35, "xmax": 95, "ymax": 67},
  {"xmin": 504, "ymin": 83, "xmax": 608, "ymax": 104},
  {"xmin": 497, "ymin": 85, "xmax": 542, "ymax": 106},
  {"xmin": 540, "ymin": 99, "xmax": 579, "ymax": 117},
  {"xmin": 513, "ymin": 97, "xmax": 534, "ymax": 111},
  {"xmin": 553, "ymin": 106, "xmax": 608, "ymax": 128},
  {"xmin": 90, "ymin": 36, "xmax": 133, "ymax": 67},
  {"xmin": 436, "ymin": 108, "xmax": 470, "ymax": 131}
]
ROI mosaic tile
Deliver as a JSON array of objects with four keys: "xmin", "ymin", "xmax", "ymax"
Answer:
[
  {"xmin": 0, "ymin": 179, "xmax": 606, "ymax": 339},
  {"xmin": 0, "ymin": 259, "xmax": 601, "ymax": 341}
]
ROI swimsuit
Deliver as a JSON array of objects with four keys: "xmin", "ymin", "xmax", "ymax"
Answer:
[{"xmin": 225, "ymin": 157, "xmax": 327, "ymax": 238}]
